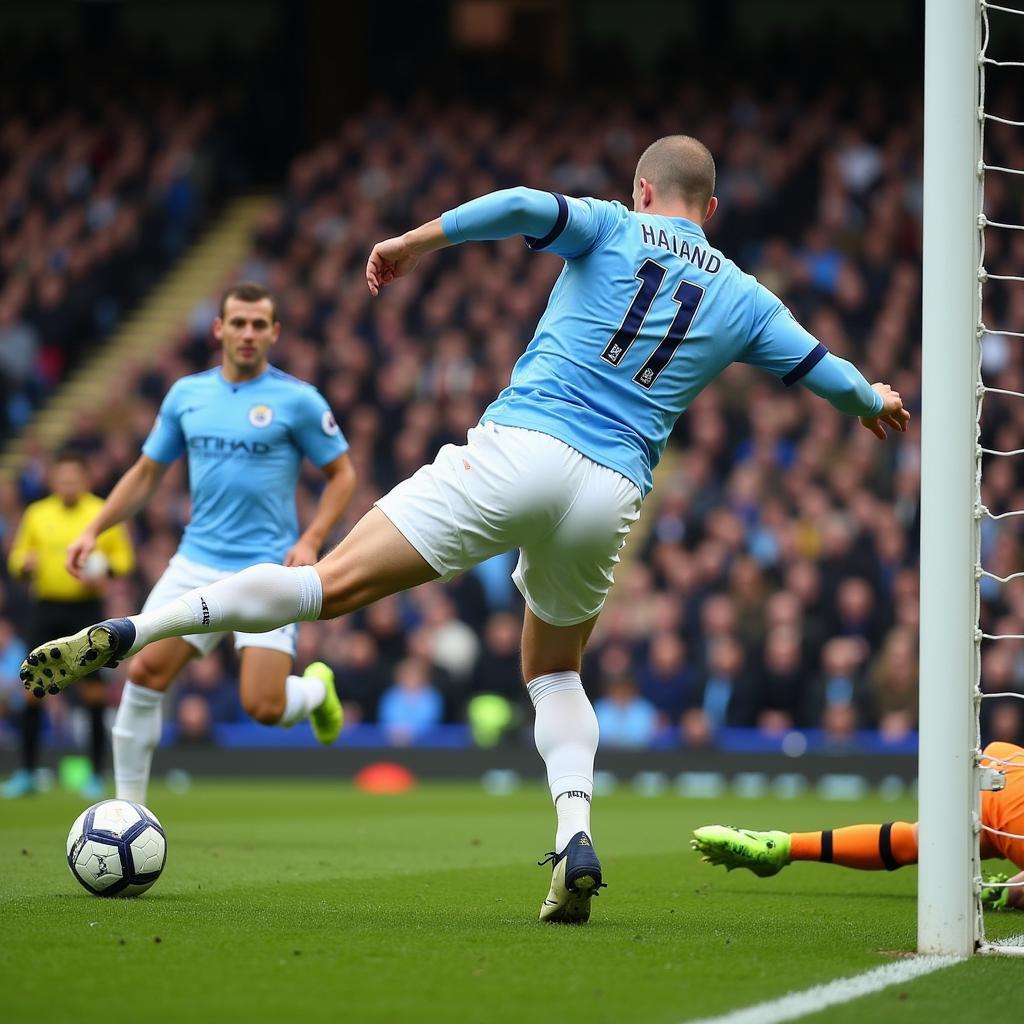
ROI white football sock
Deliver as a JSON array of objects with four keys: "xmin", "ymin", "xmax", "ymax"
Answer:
[
  {"xmin": 125, "ymin": 563, "xmax": 323, "ymax": 656},
  {"xmin": 527, "ymin": 671, "xmax": 598, "ymax": 851},
  {"xmin": 112, "ymin": 681, "xmax": 163, "ymax": 804},
  {"xmin": 279, "ymin": 673, "xmax": 327, "ymax": 727}
]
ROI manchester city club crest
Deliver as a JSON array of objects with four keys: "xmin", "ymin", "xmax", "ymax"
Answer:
[
  {"xmin": 321, "ymin": 410, "xmax": 340, "ymax": 436},
  {"xmin": 248, "ymin": 404, "xmax": 273, "ymax": 428}
]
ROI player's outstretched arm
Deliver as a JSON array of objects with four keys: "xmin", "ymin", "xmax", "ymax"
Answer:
[
  {"xmin": 801, "ymin": 358, "xmax": 909, "ymax": 440},
  {"xmin": 66, "ymin": 455, "xmax": 168, "ymax": 578},
  {"xmin": 284, "ymin": 453, "xmax": 357, "ymax": 566},
  {"xmin": 366, "ymin": 188, "xmax": 594, "ymax": 296},
  {"xmin": 798, "ymin": 354, "xmax": 910, "ymax": 439},
  {"xmin": 742, "ymin": 294, "xmax": 910, "ymax": 441},
  {"xmin": 366, "ymin": 218, "xmax": 450, "ymax": 296},
  {"xmin": 858, "ymin": 382, "xmax": 911, "ymax": 440}
]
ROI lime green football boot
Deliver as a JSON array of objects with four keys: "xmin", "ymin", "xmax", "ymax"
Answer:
[
  {"xmin": 690, "ymin": 825, "xmax": 791, "ymax": 878},
  {"xmin": 305, "ymin": 661, "xmax": 343, "ymax": 745}
]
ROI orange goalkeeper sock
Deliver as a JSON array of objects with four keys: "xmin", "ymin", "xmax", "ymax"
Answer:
[{"xmin": 789, "ymin": 822, "xmax": 918, "ymax": 870}]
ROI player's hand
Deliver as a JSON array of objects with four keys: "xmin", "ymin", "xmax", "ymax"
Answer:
[
  {"xmin": 980, "ymin": 871, "xmax": 1012, "ymax": 911},
  {"xmin": 859, "ymin": 383, "xmax": 910, "ymax": 441},
  {"xmin": 366, "ymin": 235, "xmax": 421, "ymax": 296},
  {"xmin": 284, "ymin": 537, "xmax": 320, "ymax": 567},
  {"xmin": 65, "ymin": 531, "xmax": 98, "ymax": 580}
]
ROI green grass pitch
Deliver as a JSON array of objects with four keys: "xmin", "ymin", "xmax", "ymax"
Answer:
[{"xmin": 1, "ymin": 781, "xmax": 1021, "ymax": 1023}]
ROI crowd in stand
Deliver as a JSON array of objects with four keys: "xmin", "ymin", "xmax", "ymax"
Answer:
[
  {"xmin": 0, "ymin": 98, "xmax": 226, "ymax": 440},
  {"xmin": 0, "ymin": 22, "xmax": 289, "ymax": 446},
  {"xmin": 3, "ymin": 64, "xmax": 1024, "ymax": 754}
]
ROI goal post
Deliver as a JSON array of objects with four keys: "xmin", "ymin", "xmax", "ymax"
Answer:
[{"xmin": 918, "ymin": 0, "xmax": 983, "ymax": 957}]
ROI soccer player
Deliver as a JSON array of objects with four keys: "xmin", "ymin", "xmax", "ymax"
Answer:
[
  {"xmin": 61, "ymin": 282, "xmax": 356, "ymax": 804},
  {"xmin": 691, "ymin": 741, "xmax": 1024, "ymax": 911},
  {"xmin": 22, "ymin": 136, "xmax": 908, "ymax": 923},
  {"xmin": 4, "ymin": 449, "xmax": 134, "ymax": 798}
]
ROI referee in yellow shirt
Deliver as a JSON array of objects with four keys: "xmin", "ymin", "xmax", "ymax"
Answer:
[{"xmin": 5, "ymin": 450, "xmax": 134, "ymax": 799}]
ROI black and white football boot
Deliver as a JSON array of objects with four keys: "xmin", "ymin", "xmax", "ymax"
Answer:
[
  {"xmin": 20, "ymin": 618, "xmax": 136, "ymax": 698},
  {"xmin": 538, "ymin": 831, "xmax": 605, "ymax": 924}
]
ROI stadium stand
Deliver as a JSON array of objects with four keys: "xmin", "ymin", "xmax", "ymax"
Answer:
[
  {"xmin": 0, "ymin": 99, "xmax": 225, "ymax": 442},
  {"xmin": 2, "ymin": 44, "xmax": 1024, "ymax": 757}
]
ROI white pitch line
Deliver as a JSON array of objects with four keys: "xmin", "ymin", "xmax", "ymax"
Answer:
[
  {"xmin": 981, "ymin": 932, "xmax": 1024, "ymax": 956},
  {"xmin": 683, "ymin": 955, "xmax": 960, "ymax": 1024}
]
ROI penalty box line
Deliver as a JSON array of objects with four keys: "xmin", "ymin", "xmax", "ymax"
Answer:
[{"xmin": 682, "ymin": 954, "xmax": 960, "ymax": 1024}]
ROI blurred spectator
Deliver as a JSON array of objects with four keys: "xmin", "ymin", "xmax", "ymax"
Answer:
[
  {"xmin": 0, "ymin": 619, "xmax": 27, "ymax": 723},
  {"xmin": 379, "ymin": 657, "xmax": 444, "ymax": 744},
  {"xmin": 174, "ymin": 652, "xmax": 243, "ymax": 742},
  {"xmin": 833, "ymin": 578, "xmax": 883, "ymax": 648},
  {"xmin": 753, "ymin": 626, "xmax": 806, "ymax": 735},
  {"xmin": 0, "ymin": 296, "xmax": 40, "ymax": 433},
  {"xmin": 471, "ymin": 612, "xmax": 525, "ymax": 703},
  {"xmin": 595, "ymin": 675, "xmax": 658, "ymax": 749},
  {"xmin": 683, "ymin": 636, "xmax": 752, "ymax": 746},
  {"xmin": 981, "ymin": 643, "xmax": 1024, "ymax": 745},
  {"xmin": 334, "ymin": 630, "xmax": 389, "ymax": 722},
  {"xmin": 362, "ymin": 597, "xmax": 407, "ymax": 667},
  {"xmin": 417, "ymin": 587, "xmax": 480, "ymax": 688},
  {"xmin": 176, "ymin": 694, "xmax": 213, "ymax": 744},
  {"xmin": 869, "ymin": 627, "xmax": 919, "ymax": 743},
  {"xmin": 635, "ymin": 632, "xmax": 693, "ymax": 729},
  {"xmin": 807, "ymin": 637, "xmax": 869, "ymax": 746}
]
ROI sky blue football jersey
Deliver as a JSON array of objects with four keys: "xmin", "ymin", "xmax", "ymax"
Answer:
[
  {"xmin": 444, "ymin": 192, "xmax": 874, "ymax": 496},
  {"xmin": 142, "ymin": 366, "xmax": 348, "ymax": 570}
]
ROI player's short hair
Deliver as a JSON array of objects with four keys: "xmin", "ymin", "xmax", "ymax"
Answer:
[
  {"xmin": 53, "ymin": 446, "xmax": 87, "ymax": 467},
  {"xmin": 220, "ymin": 281, "xmax": 277, "ymax": 322},
  {"xmin": 635, "ymin": 135, "xmax": 717, "ymax": 211}
]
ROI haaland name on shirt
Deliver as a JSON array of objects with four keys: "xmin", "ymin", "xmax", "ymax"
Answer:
[{"xmin": 639, "ymin": 222, "xmax": 722, "ymax": 273}]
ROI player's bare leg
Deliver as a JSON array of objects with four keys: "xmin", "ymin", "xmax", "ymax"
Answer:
[
  {"xmin": 20, "ymin": 507, "xmax": 439, "ymax": 693},
  {"xmin": 523, "ymin": 609, "xmax": 605, "ymax": 924},
  {"xmin": 239, "ymin": 648, "xmax": 292, "ymax": 724},
  {"xmin": 521, "ymin": 610, "xmax": 598, "ymax": 682},
  {"xmin": 238, "ymin": 646, "xmax": 344, "ymax": 745},
  {"xmin": 315, "ymin": 507, "xmax": 439, "ymax": 617},
  {"xmin": 112, "ymin": 637, "xmax": 196, "ymax": 803}
]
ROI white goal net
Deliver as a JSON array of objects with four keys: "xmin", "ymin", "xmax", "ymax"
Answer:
[
  {"xmin": 920, "ymin": 0, "xmax": 1024, "ymax": 957},
  {"xmin": 975, "ymin": 0, "xmax": 1024, "ymax": 957}
]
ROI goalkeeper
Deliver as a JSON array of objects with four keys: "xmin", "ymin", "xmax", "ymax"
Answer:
[{"xmin": 691, "ymin": 741, "xmax": 1024, "ymax": 911}]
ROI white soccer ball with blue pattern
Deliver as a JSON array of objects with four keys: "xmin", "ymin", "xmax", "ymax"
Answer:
[{"xmin": 66, "ymin": 799, "xmax": 167, "ymax": 897}]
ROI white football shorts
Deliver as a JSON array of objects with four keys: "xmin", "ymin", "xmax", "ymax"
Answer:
[
  {"xmin": 375, "ymin": 422, "xmax": 643, "ymax": 627},
  {"xmin": 142, "ymin": 552, "xmax": 298, "ymax": 657}
]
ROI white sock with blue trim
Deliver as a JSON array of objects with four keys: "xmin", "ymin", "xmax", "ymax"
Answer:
[
  {"xmin": 126, "ymin": 563, "xmax": 323, "ymax": 656},
  {"xmin": 112, "ymin": 681, "xmax": 163, "ymax": 804},
  {"xmin": 279, "ymin": 673, "xmax": 326, "ymax": 727},
  {"xmin": 527, "ymin": 671, "xmax": 598, "ymax": 850}
]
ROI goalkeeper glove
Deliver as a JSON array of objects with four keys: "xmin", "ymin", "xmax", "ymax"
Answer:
[{"xmin": 980, "ymin": 872, "xmax": 1012, "ymax": 911}]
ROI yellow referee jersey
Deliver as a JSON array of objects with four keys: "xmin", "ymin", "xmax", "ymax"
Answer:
[{"xmin": 8, "ymin": 494, "xmax": 135, "ymax": 602}]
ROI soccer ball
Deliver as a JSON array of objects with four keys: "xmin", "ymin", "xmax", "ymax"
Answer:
[{"xmin": 66, "ymin": 799, "xmax": 167, "ymax": 897}]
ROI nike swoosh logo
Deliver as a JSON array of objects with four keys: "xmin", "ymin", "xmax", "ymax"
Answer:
[{"xmin": 543, "ymin": 900, "xmax": 559, "ymax": 906}]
